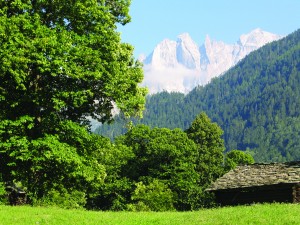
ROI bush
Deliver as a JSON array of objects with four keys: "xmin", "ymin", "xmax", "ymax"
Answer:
[
  {"xmin": 129, "ymin": 179, "xmax": 175, "ymax": 211},
  {"xmin": 224, "ymin": 150, "xmax": 255, "ymax": 172},
  {"xmin": 127, "ymin": 201, "xmax": 151, "ymax": 211},
  {"xmin": 32, "ymin": 188, "xmax": 86, "ymax": 209},
  {"xmin": 0, "ymin": 182, "xmax": 8, "ymax": 205},
  {"xmin": 110, "ymin": 194, "xmax": 129, "ymax": 211}
]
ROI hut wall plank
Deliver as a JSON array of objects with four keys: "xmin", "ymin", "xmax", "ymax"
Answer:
[{"xmin": 216, "ymin": 187, "xmax": 293, "ymax": 206}]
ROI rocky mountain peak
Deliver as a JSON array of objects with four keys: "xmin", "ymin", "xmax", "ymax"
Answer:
[
  {"xmin": 145, "ymin": 39, "xmax": 177, "ymax": 68},
  {"xmin": 176, "ymin": 33, "xmax": 200, "ymax": 70},
  {"xmin": 142, "ymin": 29, "xmax": 282, "ymax": 94},
  {"xmin": 238, "ymin": 28, "xmax": 282, "ymax": 47}
]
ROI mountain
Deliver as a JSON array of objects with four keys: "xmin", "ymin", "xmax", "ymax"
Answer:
[
  {"xmin": 142, "ymin": 28, "xmax": 282, "ymax": 93},
  {"xmin": 95, "ymin": 28, "xmax": 300, "ymax": 163}
]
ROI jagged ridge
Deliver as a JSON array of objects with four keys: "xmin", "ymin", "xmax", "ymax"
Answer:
[{"xmin": 142, "ymin": 28, "xmax": 282, "ymax": 94}]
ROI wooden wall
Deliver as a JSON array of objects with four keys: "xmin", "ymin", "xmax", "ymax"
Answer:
[
  {"xmin": 214, "ymin": 184, "xmax": 295, "ymax": 206},
  {"xmin": 292, "ymin": 183, "xmax": 300, "ymax": 203}
]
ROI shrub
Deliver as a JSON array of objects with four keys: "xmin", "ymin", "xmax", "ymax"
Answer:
[
  {"xmin": 129, "ymin": 179, "xmax": 175, "ymax": 211},
  {"xmin": 0, "ymin": 181, "xmax": 7, "ymax": 205},
  {"xmin": 32, "ymin": 188, "xmax": 86, "ymax": 209}
]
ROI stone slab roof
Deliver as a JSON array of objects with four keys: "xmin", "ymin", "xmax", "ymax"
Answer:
[{"xmin": 207, "ymin": 161, "xmax": 300, "ymax": 191}]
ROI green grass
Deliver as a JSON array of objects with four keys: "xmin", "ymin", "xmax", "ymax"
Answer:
[{"xmin": 0, "ymin": 203, "xmax": 299, "ymax": 225}]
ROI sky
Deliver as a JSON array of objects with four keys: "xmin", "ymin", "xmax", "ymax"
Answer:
[{"xmin": 118, "ymin": 0, "xmax": 300, "ymax": 58}]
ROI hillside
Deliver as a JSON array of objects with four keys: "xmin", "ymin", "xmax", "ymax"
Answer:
[{"xmin": 95, "ymin": 28, "xmax": 300, "ymax": 162}]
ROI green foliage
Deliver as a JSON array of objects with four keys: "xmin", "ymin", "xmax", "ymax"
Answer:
[
  {"xmin": 0, "ymin": 0, "xmax": 147, "ymax": 209},
  {"xmin": 32, "ymin": 188, "xmax": 86, "ymax": 209},
  {"xmin": 0, "ymin": 180, "xmax": 7, "ymax": 205},
  {"xmin": 128, "ymin": 179, "xmax": 175, "ymax": 211},
  {"xmin": 184, "ymin": 112, "xmax": 224, "ymax": 208},
  {"xmin": 86, "ymin": 136, "xmax": 134, "ymax": 210},
  {"xmin": 224, "ymin": 150, "xmax": 255, "ymax": 172},
  {"xmin": 0, "ymin": 1, "xmax": 147, "ymax": 127},
  {"xmin": 186, "ymin": 112, "xmax": 225, "ymax": 186},
  {"xmin": 117, "ymin": 125, "xmax": 201, "ymax": 210},
  {"xmin": 93, "ymin": 114, "xmax": 227, "ymax": 210},
  {"xmin": 0, "ymin": 118, "xmax": 107, "ymax": 205}
]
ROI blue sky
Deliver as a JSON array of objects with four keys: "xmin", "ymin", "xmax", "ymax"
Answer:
[{"xmin": 118, "ymin": 0, "xmax": 300, "ymax": 58}]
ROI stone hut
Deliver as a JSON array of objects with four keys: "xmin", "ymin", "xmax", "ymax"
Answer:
[{"xmin": 207, "ymin": 161, "xmax": 300, "ymax": 206}]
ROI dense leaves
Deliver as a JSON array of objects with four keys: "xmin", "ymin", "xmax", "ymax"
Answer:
[
  {"xmin": 116, "ymin": 125, "xmax": 200, "ymax": 210},
  {"xmin": 224, "ymin": 150, "xmax": 255, "ymax": 172},
  {"xmin": 186, "ymin": 112, "xmax": 225, "ymax": 187},
  {"xmin": 0, "ymin": 0, "xmax": 146, "ymax": 129},
  {"xmin": 100, "ymin": 112, "xmax": 228, "ymax": 211},
  {"xmin": 0, "ymin": 118, "xmax": 106, "ymax": 203},
  {"xmin": 0, "ymin": 0, "xmax": 146, "ymax": 207},
  {"xmin": 129, "ymin": 179, "xmax": 175, "ymax": 211}
]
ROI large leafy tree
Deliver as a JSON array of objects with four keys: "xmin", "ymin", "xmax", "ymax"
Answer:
[
  {"xmin": 0, "ymin": 0, "xmax": 146, "ymax": 204},
  {"xmin": 0, "ymin": 0, "xmax": 146, "ymax": 130}
]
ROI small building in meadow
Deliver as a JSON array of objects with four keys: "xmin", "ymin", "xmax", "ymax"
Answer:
[{"xmin": 206, "ymin": 161, "xmax": 300, "ymax": 206}]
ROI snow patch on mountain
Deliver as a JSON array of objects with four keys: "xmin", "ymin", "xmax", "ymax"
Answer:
[
  {"xmin": 176, "ymin": 33, "xmax": 201, "ymax": 70},
  {"xmin": 142, "ymin": 29, "xmax": 282, "ymax": 94}
]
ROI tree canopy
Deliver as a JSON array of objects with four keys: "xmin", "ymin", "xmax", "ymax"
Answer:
[
  {"xmin": 186, "ymin": 112, "xmax": 225, "ymax": 186},
  {"xmin": 0, "ymin": 0, "xmax": 146, "ymax": 206},
  {"xmin": 0, "ymin": 0, "xmax": 147, "ymax": 131},
  {"xmin": 116, "ymin": 125, "xmax": 200, "ymax": 210},
  {"xmin": 224, "ymin": 150, "xmax": 255, "ymax": 172}
]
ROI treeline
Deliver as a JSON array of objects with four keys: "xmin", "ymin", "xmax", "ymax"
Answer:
[
  {"xmin": 96, "ymin": 28, "xmax": 300, "ymax": 163},
  {"xmin": 0, "ymin": 113, "xmax": 254, "ymax": 210}
]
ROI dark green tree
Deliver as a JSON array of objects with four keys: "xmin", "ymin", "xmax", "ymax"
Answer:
[
  {"xmin": 185, "ymin": 112, "xmax": 225, "ymax": 208},
  {"xmin": 86, "ymin": 134, "xmax": 135, "ymax": 210},
  {"xmin": 186, "ymin": 112, "xmax": 225, "ymax": 186}
]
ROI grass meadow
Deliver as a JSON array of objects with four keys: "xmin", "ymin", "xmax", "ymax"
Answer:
[{"xmin": 0, "ymin": 203, "xmax": 299, "ymax": 225}]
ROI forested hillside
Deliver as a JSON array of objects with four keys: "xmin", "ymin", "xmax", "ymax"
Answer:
[{"xmin": 96, "ymin": 28, "xmax": 300, "ymax": 162}]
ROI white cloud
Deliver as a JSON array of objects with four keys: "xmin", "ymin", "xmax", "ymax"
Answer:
[{"xmin": 142, "ymin": 64, "xmax": 207, "ymax": 94}]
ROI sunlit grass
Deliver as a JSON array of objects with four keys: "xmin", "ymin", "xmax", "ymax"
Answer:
[{"xmin": 0, "ymin": 203, "xmax": 299, "ymax": 225}]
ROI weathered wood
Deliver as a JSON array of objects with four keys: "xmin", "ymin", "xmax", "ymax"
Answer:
[
  {"xmin": 207, "ymin": 161, "xmax": 300, "ymax": 206},
  {"xmin": 215, "ymin": 184, "xmax": 293, "ymax": 206},
  {"xmin": 292, "ymin": 183, "xmax": 300, "ymax": 203}
]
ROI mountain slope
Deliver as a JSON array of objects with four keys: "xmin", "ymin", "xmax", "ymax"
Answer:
[
  {"xmin": 96, "ymin": 28, "xmax": 300, "ymax": 162},
  {"xmin": 142, "ymin": 29, "xmax": 282, "ymax": 93},
  {"xmin": 182, "ymin": 29, "xmax": 300, "ymax": 162}
]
